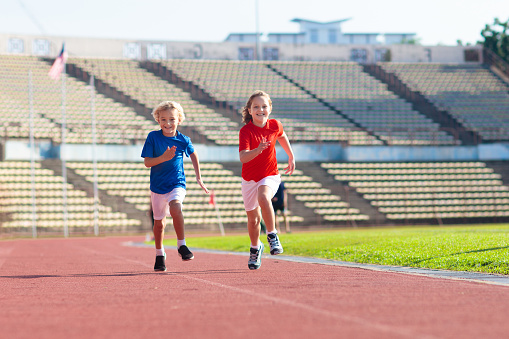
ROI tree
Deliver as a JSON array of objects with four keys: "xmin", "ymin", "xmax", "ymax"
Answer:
[{"xmin": 480, "ymin": 18, "xmax": 509, "ymax": 62}]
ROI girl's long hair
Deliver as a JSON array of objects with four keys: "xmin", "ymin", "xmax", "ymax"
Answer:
[{"xmin": 241, "ymin": 90, "xmax": 272, "ymax": 124}]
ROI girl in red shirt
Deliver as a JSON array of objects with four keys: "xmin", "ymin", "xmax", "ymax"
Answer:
[{"xmin": 239, "ymin": 90, "xmax": 295, "ymax": 270}]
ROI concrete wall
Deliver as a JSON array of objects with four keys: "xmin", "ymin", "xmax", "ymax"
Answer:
[
  {"xmin": 5, "ymin": 141, "xmax": 509, "ymax": 163},
  {"xmin": 0, "ymin": 33, "xmax": 482, "ymax": 63}
]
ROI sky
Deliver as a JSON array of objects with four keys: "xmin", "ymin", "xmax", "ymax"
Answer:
[{"xmin": 0, "ymin": 0, "xmax": 508, "ymax": 46}]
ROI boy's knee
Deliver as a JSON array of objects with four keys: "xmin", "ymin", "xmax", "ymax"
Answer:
[
  {"xmin": 153, "ymin": 219, "xmax": 165, "ymax": 231},
  {"xmin": 169, "ymin": 200, "xmax": 183, "ymax": 216}
]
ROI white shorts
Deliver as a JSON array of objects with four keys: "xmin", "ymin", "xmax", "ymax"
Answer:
[
  {"xmin": 151, "ymin": 188, "xmax": 186, "ymax": 220},
  {"xmin": 241, "ymin": 175, "xmax": 281, "ymax": 211}
]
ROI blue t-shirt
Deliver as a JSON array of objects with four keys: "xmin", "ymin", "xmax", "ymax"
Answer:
[{"xmin": 141, "ymin": 130, "xmax": 194, "ymax": 194}]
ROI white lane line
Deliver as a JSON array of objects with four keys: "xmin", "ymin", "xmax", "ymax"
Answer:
[
  {"xmin": 0, "ymin": 247, "xmax": 14, "ymax": 270},
  {"xmin": 128, "ymin": 244, "xmax": 509, "ymax": 287},
  {"xmin": 78, "ymin": 243, "xmax": 436, "ymax": 339}
]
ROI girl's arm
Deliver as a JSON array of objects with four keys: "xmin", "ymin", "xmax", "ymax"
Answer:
[
  {"xmin": 144, "ymin": 146, "xmax": 176, "ymax": 168},
  {"xmin": 277, "ymin": 132, "xmax": 295, "ymax": 175},
  {"xmin": 239, "ymin": 137, "xmax": 270, "ymax": 163},
  {"xmin": 190, "ymin": 152, "xmax": 210, "ymax": 194}
]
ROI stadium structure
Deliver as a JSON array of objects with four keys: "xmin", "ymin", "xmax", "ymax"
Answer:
[{"xmin": 0, "ymin": 22, "xmax": 508, "ymax": 236}]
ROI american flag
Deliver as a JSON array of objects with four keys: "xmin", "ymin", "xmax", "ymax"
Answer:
[{"xmin": 48, "ymin": 44, "xmax": 68, "ymax": 80}]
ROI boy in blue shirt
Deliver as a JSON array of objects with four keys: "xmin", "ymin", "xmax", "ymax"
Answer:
[{"xmin": 142, "ymin": 101, "xmax": 209, "ymax": 271}]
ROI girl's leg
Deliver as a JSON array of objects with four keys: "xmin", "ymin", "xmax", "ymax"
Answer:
[
  {"xmin": 153, "ymin": 217, "xmax": 166, "ymax": 250},
  {"xmin": 246, "ymin": 207, "xmax": 262, "ymax": 247},
  {"xmin": 258, "ymin": 185, "xmax": 276, "ymax": 233},
  {"xmin": 169, "ymin": 200, "xmax": 185, "ymax": 240}
]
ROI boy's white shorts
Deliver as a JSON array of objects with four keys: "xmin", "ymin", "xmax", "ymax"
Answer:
[
  {"xmin": 241, "ymin": 175, "xmax": 281, "ymax": 211},
  {"xmin": 151, "ymin": 188, "xmax": 186, "ymax": 220}
]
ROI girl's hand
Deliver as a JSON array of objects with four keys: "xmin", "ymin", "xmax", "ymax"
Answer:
[
  {"xmin": 284, "ymin": 158, "xmax": 295, "ymax": 175},
  {"xmin": 197, "ymin": 178, "xmax": 210, "ymax": 194},
  {"xmin": 257, "ymin": 137, "xmax": 270, "ymax": 153}
]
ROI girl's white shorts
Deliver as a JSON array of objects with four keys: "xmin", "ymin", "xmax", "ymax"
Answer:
[
  {"xmin": 241, "ymin": 175, "xmax": 281, "ymax": 211},
  {"xmin": 151, "ymin": 188, "xmax": 186, "ymax": 220}
]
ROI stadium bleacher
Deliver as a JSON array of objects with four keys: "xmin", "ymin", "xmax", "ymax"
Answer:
[
  {"xmin": 0, "ymin": 160, "xmax": 141, "ymax": 231},
  {"xmin": 271, "ymin": 61, "xmax": 458, "ymax": 146},
  {"xmin": 160, "ymin": 59, "xmax": 381, "ymax": 145},
  {"xmin": 378, "ymin": 63, "xmax": 509, "ymax": 142},
  {"xmin": 0, "ymin": 55, "xmax": 154, "ymax": 144},
  {"xmin": 322, "ymin": 161, "xmax": 509, "ymax": 221},
  {"xmin": 1, "ymin": 53, "xmax": 509, "ymax": 235}
]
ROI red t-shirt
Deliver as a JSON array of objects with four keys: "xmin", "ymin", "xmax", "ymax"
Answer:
[{"xmin": 239, "ymin": 119, "xmax": 284, "ymax": 182}]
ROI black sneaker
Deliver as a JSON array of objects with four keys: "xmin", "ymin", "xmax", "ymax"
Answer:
[
  {"xmin": 154, "ymin": 253, "xmax": 166, "ymax": 271},
  {"xmin": 267, "ymin": 233, "xmax": 283, "ymax": 255},
  {"xmin": 248, "ymin": 243, "xmax": 264, "ymax": 270},
  {"xmin": 178, "ymin": 245, "xmax": 194, "ymax": 261}
]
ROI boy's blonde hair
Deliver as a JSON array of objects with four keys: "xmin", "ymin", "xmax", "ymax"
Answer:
[
  {"xmin": 241, "ymin": 90, "xmax": 272, "ymax": 124},
  {"xmin": 152, "ymin": 101, "xmax": 185, "ymax": 123}
]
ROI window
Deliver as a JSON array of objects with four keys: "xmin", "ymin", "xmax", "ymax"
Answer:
[
  {"xmin": 464, "ymin": 49, "xmax": 480, "ymax": 62},
  {"xmin": 147, "ymin": 43, "xmax": 167, "ymax": 60},
  {"xmin": 263, "ymin": 48, "xmax": 279, "ymax": 61},
  {"xmin": 328, "ymin": 29, "xmax": 337, "ymax": 44},
  {"xmin": 123, "ymin": 43, "xmax": 141, "ymax": 59},
  {"xmin": 238, "ymin": 47, "xmax": 254, "ymax": 60},
  {"xmin": 350, "ymin": 49, "xmax": 368, "ymax": 63},
  {"xmin": 8, "ymin": 38, "xmax": 24, "ymax": 53},
  {"xmin": 375, "ymin": 49, "xmax": 391, "ymax": 62},
  {"xmin": 310, "ymin": 29, "xmax": 318, "ymax": 43},
  {"xmin": 32, "ymin": 39, "xmax": 50, "ymax": 56}
]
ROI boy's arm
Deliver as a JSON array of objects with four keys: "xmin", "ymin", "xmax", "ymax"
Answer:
[
  {"xmin": 144, "ymin": 146, "xmax": 176, "ymax": 168},
  {"xmin": 277, "ymin": 132, "xmax": 295, "ymax": 175},
  {"xmin": 189, "ymin": 152, "xmax": 210, "ymax": 194}
]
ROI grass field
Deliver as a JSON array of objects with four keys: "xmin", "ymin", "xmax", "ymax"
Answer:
[{"xmin": 161, "ymin": 224, "xmax": 509, "ymax": 275}]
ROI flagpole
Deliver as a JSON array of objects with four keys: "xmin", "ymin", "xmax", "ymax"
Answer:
[
  {"xmin": 28, "ymin": 70, "xmax": 37, "ymax": 238},
  {"xmin": 90, "ymin": 75, "xmax": 99, "ymax": 236},
  {"xmin": 210, "ymin": 190, "xmax": 225, "ymax": 236},
  {"xmin": 61, "ymin": 59, "xmax": 69, "ymax": 238},
  {"xmin": 215, "ymin": 203, "xmax": 225, "ymax": 236}
]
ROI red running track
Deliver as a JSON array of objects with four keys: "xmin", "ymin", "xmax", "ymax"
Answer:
[{"xmin": 1, "ymin": 236, "xmax": 508, "ymax": 339}]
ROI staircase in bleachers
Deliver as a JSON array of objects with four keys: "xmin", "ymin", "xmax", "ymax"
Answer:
[
  {"xmin": 222, "ymin": 161, "xmax": 371, "ymax": 227},
  {"xmin": 40, "ymin": 159, "xmax": 149, "ymax": 228},
  {"xmin": 157, "ymin": 59, "xmax": 381, "ymax": 146},
  {"xmin": 270, "ymin": 61, "xmax": 459, "ymax": 146},
  {"xmin": 66, "ymin": 58, "xmax": 239, "ymax": 146},
  {"xmin": 0, "ymin": 55, "xmax": 154, "ymax": 145},
  {"xmin": 0, "ymin": 161, "xmax": 142, "ymax": 234},
  {"xmin": 377, "ymin": 63, "xmax": 509, "ymax": 143},
  {"xmin": 363, "ymin": 63, "xmax": 481, "ymax": 145}
]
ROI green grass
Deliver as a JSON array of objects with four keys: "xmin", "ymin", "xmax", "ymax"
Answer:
[{"xmin": 160, "ymin": 224, "xmax": 509, "ymax": 275}]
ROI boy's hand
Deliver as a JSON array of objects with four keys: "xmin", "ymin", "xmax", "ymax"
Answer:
[
  {"xmin": 197, "ymin": 178, "xmax": 210, "ymax": 194},
  {"xmin": 284, "ymin": 159, "xmax": 295, "ymax": 175},
  {"xmin": 162, "ymin": 146, "xmax": 176, "ymax": 161}
]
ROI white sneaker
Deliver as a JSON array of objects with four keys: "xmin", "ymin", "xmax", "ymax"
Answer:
[
  {"xmin": 267, "ymin": 233, "xmax": 283, "ymax": 255},
  {"xmin": 248, "ymin": 243, "xmax": 264, "ymax": 270}
]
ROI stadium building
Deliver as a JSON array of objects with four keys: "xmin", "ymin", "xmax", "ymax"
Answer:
[{"xmin": 0, "ymin": 22, "xmax": 508, "ymax": 236}]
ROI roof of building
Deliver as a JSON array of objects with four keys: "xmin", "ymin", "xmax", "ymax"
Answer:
[{"xmin": 291, "ymin": 18, "xmax": 351, "ymax": 25}]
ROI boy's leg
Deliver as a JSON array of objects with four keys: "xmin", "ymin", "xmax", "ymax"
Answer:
[
  {"xmin": 153, "ymin": 217, "xmax": 166, "ymax": 271},
  {"xmin": 169, "ymin": 200, "xmax": 185, "ymax": 240},
  {"xmin": 153, "ymin": 217, "xmax": 166, "ymax": 250},
  {"xmin": 170, "ymin": 199, "xmax": 194, "ymax": 260}
]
